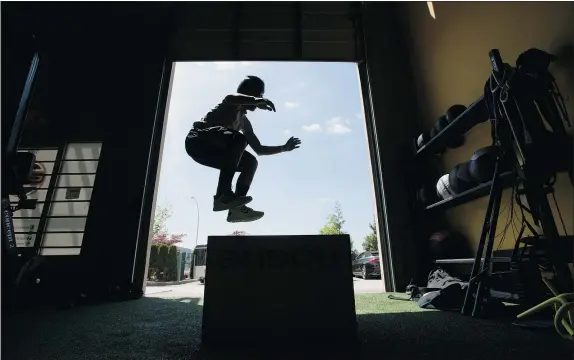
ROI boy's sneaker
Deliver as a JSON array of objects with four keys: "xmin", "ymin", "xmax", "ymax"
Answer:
[
  {"xmin": 213, "ymin": 193, "xmax": 252, "ymax": 212},
  {"xmin": 227, "ymin": 205, "xmax": 264, "ymax": 223}
]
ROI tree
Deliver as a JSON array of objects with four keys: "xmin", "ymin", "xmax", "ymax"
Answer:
[
  {"xmin": 151, "ymin": 205, "xmax": 187, "ymax": 245},
  {"xmin": 320, "ymin": 201, "xmax": 353, "ymax": 248},
  {"xmin": 152, "ymin": 233, "xmax": 186, "ymax": 245},
  {"xmin": 153, "ymin": 205, "xmax": 172, "ymax": 237},
  {"xmin": 362, "ymin": 217, "xmax": 379, "ymax": 252}
]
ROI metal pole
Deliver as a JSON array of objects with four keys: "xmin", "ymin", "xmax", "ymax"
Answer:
[
  {"xmin": 190, "ymin": 197, "xmax": 200, "ymax": 248},
  {"xmin": 190, "ymin": 197, "xmax": 200, "ymax": 279},
  {"xmin": 472, "ymin": 165, "xmax": 504, "ymax": 318},
  {"xmin": 461, "ymin": 167, "xmax": 501, "ymax": 316}
]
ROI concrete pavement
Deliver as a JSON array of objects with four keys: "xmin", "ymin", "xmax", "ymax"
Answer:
[
  {"xmin": 145, "ymin": 277, "xmax": 384, "ymax": 299},
  {"xmin": 352, "ymin": 277, "xmax": 385, "ymax": 294}
]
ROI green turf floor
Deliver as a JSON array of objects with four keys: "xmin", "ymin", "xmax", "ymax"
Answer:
[{"xmin": 3, "ymin": 293, "xmax": 572, "ymax": 360}]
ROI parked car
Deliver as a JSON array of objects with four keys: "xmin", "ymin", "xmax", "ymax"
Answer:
[{"xmin": 352, "ymin": 251, "xmax": 381, "ymax": 279}]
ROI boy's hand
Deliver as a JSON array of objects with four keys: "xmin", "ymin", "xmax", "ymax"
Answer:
[
  {"xmin": 283, "ymin": 137, "xmax": 301, "ymax": 152},
  {"xmin": 257, "ymin": 98, "xmax": 276, "ymax": 112}
]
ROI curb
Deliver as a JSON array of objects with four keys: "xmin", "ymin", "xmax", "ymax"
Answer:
[{"xmin": 146, "ymin": 279, "xmax": 199, "ymax": 287}]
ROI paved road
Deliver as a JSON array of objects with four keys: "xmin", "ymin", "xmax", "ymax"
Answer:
[{"xmin": 145, "ymin": 277, "xmax": 383, "ymax": 299}]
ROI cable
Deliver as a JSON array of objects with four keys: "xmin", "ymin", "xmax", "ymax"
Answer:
[
  {"xmin": 494, "ymin": 185, "xmax": 514, "ymax": 238},
  {"xmin": 514, "ymin": 184, "xmax": 538, "ymax": 233},
  {"xmin": 496, "ymin": 181, "xmax": 518, "ymax": 251}
]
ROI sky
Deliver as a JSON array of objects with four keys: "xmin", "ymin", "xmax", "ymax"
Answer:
[{"xmin": 155, "ymin": 61, "xmax": 375, "ymax": 251}]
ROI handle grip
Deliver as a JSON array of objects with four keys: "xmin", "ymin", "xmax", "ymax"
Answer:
[{"xmin": 489, "ymin": 49, "xmax": 504, "ymax": 73}]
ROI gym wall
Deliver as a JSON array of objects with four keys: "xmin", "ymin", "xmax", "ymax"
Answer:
[
  {"xmin": 401, "ymin": 2, "xmax": 574, "ymax": 250},
  {"xmin": 3, "ymin": 3, "xmax": 173, "ymax": 296}
]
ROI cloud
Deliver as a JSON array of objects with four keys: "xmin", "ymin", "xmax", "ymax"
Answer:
[
  {"xmin": 356, "ymin": 112, "xmax": 364, "ymax": 119},
  {"xmin": 302, "ymin": 124, "xmax": 322, "ymax": 133},
  {"xmin": 326, "ymin": 117, "xmax": 351, "ymax": 134},
  {"xmin": 214, "ymin": 62, "xmax": 253, "ymax": 71},
  {"xmin": 283, "ymin": 129, "xmax": 291, "ymax": 135},
  {"xmin": 284, "ymin": 101, "xmax": 299, "ymax": 110}
]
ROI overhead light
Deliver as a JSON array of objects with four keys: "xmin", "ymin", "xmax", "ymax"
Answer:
[{"xmin": 427, "ymin": 2, "xmax": 436, "ymax": 19}]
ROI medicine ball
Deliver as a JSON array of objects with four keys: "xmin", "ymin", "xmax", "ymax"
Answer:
[
  {"xmin": 429, "ymin": 230, "xmax": 472, "ymax": 259},
  {"xmin": 429, "ymin": 127, "xmax": 437, "ymax": 139},
  {"xmin": 469, "ymin": 146, "xmax": 501, "ymax": 183},
  {"xmin": 449, "ymin": 161, "xmax": 478, "ymax": 194},
  {"xmin": 444, "ymin": 105, "xmax": 468, "ymax": 149},
  {"xmin": 445, "ymin": 134, "xmax": 466, "ymax": 149},
  {"xmin": 416, "ymin": 131, "xmax": 431, "ymax": 149},
  {"xmin": 445, "ymin": 104, "xmax": 467, "ymax": 123},
  {"xmin": 435, "ymin": 115, "xmax": 449, "ymax": 134},
  {"xmin": 436, "ymin": 174, "xmax": 454, "ymax": 200},
  {"xmin": 428, "ymin": 127, "xmax": 447, "ymax": 155},
  {"xmin": 429, "ymin": 230, "xmax": 450, "ymax": 259},
  {"xmin": 418, "ymin": 186, "xmax": 441, "ymax": 205},
  {"xmin": 417, "ymin": 187, "xmax": 428, "ymax": 204}
]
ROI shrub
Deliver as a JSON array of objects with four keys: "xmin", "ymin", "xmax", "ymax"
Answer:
[
  {"xmin": 147, "ymin": 244, "xmax": 179, "ymax": 281},
  {"xmin": 148, "ymin": 245, "xmax": 159, "ymax": 280}
]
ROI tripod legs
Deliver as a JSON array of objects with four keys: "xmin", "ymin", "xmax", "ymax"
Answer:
[
  {"xmin": 473, "ymin": 181, "xmax": 504, "ymax": 317},
  {"xmin": 462, "ymin": 161, "xmax": 504, "ymax": 317}
]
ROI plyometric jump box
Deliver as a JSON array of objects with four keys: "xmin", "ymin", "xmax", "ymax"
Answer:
[{"xmin": 201, "ymin": 234, "xmax": 358, "ymax": 354}]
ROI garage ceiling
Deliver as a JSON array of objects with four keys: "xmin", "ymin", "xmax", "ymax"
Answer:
[{"xmin": 170, "ymin": 2, "xmax": 361, "ymax": 62}]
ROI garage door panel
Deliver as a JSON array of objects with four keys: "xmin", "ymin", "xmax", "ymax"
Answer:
[
  {"xmin": 241, "ymin": 3, "xmax": 295, "ymax": 14},
  {"xmin": 302, "ymin": 2, "xmax": 352, "ymax": 13},
  {"xmin": 302, "ymin": 14, "xmax": 353, "ymax": 31},
  {"xmin": 302, "ymin": 42, "xmax": 355, "ymax": 61},
  {"xmin": 179, "ymin": 9, "xmax": 235, "ymax": 29},
  {"xmin": 241, "ymin": 30, "xmax": 295, "ymax": 43},
  {"xmin": 240, "ymin": 14, "xmax": 296, "ymax": 30},
  {"xmin": 303, "ymin": 30, "xmax": 355, "ymax": 43},
  {"xmin": 241, "ymin": 42, "xmax": 297, "ymax": 60},
  {"xmin": 179, "ymin": 29, "xmax": 235, "ymax": 42},
  {"xmin": 173, "ymin": 42, "xmax": 235, "ymax": 60},
  {"xmin": 187, "ymin": 30, "xmax": 296, "ymax": 43},
  {"xmin": 180, "ymin": 2, "xmax": 235, "ymax": 16},
  {"xmin": 184, "ymin": 17, "xmax": 235, "ymax": 30},
  {"xmin": 171, "ymin": 2, "xmax": 358, "ymax": 62}
]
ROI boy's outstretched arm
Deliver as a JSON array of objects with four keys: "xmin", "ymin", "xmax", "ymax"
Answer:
[
  {"xmin": 243, "ymin": 118, "xmax": 300, "ymax": 155},
  {"xmin": 224, "ymin": 94, "xmax": 276, "ymax": 112}
]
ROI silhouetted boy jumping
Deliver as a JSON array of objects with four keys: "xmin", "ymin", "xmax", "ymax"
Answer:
[{"xmin": 185, "ymin": 76, "xmax": 301, "ymax": 223}]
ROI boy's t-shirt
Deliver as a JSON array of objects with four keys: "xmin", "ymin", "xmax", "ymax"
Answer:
[{"xmin": 196, "ymin": 98, "xmax": 246, "ymax": 132}]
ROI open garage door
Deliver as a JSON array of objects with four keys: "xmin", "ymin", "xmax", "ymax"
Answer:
[
  {"xmin": 133, "ymin": 2, "xmax": 399, "ymax": 294},
  {"xmin": 169, "ymin": 2, "xmax": 361, "ymax": 62}
]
